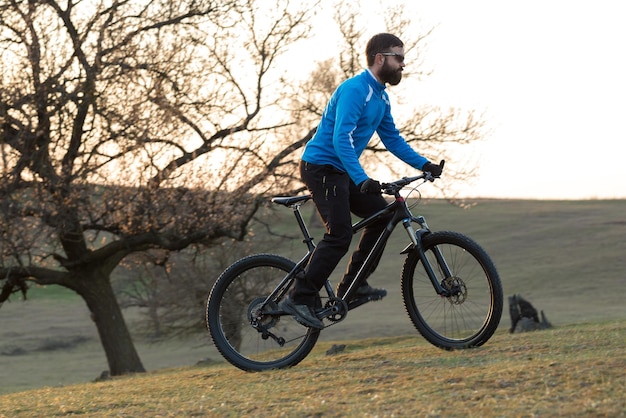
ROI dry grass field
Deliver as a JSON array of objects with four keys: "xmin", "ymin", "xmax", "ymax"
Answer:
[
  {"xmin": 0, "ymin": 321, "xmax": 624, "ymax": 417},
  {"xmin": 1, "ymin": 199, "xmax": 625, "ymax": 413}
]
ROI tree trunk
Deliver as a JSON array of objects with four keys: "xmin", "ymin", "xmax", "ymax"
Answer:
[{"xmin": 74, "ymin": 270, "xmax": 146, "ymax": 375}]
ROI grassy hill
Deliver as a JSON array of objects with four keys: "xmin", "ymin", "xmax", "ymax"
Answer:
[
  {"xmin": 0, "ymin": 199, "xmax": 625, "ymax": 400},
  {"xmin": 263, "ymin": 198, "xmax": 626, "ymax": 327},
  {"xmin": 0, "ymin": 320, "xmax": 624, "ymax": 417}
]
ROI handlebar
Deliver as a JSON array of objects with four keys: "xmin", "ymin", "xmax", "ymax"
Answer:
[
  {"xmin": 381, "ymin": 175, "xmax": 428, "ymax": 195},
  {"xmin": 381, "ymin": 160, "xmax": 445, "ymax": 195}
]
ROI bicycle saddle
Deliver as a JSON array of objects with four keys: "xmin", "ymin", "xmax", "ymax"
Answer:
[{"xmin": 271, "ymin": 195, "xmax": 312, "ymax": 207}]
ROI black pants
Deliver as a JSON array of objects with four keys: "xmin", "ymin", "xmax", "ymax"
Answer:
[{"xmin": 290, "ymin": 161, "xmax": 391, "ymax": 305}]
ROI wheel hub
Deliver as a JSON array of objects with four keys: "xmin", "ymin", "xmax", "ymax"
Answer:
[
  {"xmin": 442, "ymin": 276, "xmax": 467, "ymax": 305},
  {"xmin": 247, "ymin": 297, "xmax": 280, "ymax": 329}
]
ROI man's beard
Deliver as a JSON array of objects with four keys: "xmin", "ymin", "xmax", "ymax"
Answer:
[{"xmin": 379, "ymin": 61, "xmax": 402, "ymax": 85}]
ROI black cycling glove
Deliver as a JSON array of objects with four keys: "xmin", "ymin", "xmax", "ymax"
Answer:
[
  {"xmin": 359, "ymin": 178, "xmax": 382, "ymax": 194},
  {"xmin": 422, "ymin": 162, "xmax": 443, "ymax": 178}
]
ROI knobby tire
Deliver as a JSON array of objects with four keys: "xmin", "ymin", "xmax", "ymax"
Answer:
[
  {"xmin": 401, "ymin": 231, "xmax": 503, "ymax": 349},
  {"xmin": 206, "ymin": 254, "xmax": 320, "ymax": 371}
]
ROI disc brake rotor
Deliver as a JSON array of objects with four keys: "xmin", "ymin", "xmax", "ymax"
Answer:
[{"xmin": 442, "ymin": 276, "xmax": 467, "ymax": 305}]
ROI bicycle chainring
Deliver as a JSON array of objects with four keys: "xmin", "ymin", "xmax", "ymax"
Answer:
[{"xmin": 323, "ymin": 297, "xmax": 349, "ymax": 323}]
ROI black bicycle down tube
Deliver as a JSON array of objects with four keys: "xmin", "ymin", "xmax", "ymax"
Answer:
[
  {"xmin": 341, "ymin": 225, "xmax": 394, "ymax": 302},
  {"xmin": 342, "ymin": 201, "xmax": 410, "ymax": 300}
]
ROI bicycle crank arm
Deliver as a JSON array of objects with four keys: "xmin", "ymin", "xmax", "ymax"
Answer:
[
  {"xmin": 315, "ymin": 306, "xmax": 336, "ymax": 320},
  {"xmin": 347, "ymin": 296, "xmax": 378, "ymax": 310}
]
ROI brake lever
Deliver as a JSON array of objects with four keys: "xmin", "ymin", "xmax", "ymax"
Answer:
[{"xmin": 380, "ymin": 183, "xmax": 395, "ymax": 195}]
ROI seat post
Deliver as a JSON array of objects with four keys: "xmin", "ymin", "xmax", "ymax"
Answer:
[{"xmin": 292, "ymin": 204, "xmax": 316, "ymax": 252}]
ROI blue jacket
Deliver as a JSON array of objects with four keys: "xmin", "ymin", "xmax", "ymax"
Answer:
[{"xmin": 302, "ymin": 69, "xmax": 429, "ymax": 186}]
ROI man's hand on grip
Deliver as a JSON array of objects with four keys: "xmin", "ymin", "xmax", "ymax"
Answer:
[
  {"xmin": 422, "ymin": 161, "xmax": 443, "ymax": 178},
  {"xmin": 359, "ymin": 178, "xmax": 382, "ymax": 194}
]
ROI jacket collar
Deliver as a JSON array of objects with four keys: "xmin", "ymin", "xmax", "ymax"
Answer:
[{"xmin": 364, "ymin": 69, "xmax": 386, "ymax": 93}]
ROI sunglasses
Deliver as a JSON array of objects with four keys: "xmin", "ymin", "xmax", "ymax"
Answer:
[{"xmin": 377, "ymin": 52, "xmax": 405, "ymax": 63}]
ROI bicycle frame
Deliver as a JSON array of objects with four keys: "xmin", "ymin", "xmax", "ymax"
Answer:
[
  {"xmin": 207, "ymin": 163, "xmax": 505, "ymax": 369},
  {"xmin": 268, "ymin": 181, "xmax": 454, "ymax": 320}
]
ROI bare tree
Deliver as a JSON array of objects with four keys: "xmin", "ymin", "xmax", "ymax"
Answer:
[
  {"xmin": 0, "ymin": 0, "xmax": 317, "ymax": 376},
  {"xmin": 0, "ymin": 0, "xmax": 486, "ymax": 377},
  {"xmin": 119, "ymin": 2, "xmax": 490, "ymax": 337},
  {"xmin": 293, "ymin": 1, "xmax": 486, "ymax": 194},
  {"xmin": 113, "ymin": 240, "xmax": 258, "ymax": 339}
]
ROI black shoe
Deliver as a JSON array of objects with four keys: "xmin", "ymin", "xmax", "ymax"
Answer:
[
  {"xmin": 280, "ymin": 297, "xmax": 324, "ymax": 329},
  {"xmin": 337, "ymin": 284, "xmax": 387, "ymax": 301}
]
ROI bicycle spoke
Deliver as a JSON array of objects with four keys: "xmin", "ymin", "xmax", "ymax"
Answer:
[
  {"xmin": 207, "ymin": 255, "xmax": 320, "ymax": 371},
  {"xmin": 402, "ymin": 231, "xmax": 503, "ymax": 349}
]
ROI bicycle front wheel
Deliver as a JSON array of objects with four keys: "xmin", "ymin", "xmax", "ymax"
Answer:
[
  {"xmin": 206, "ymin": 254, "xmax": 320, "ymax": 371},
  {"xmin": 401, "ymin": 231, "xmax": 503, "ymax": 350}
]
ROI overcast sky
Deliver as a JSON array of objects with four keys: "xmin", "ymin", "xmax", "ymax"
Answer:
[{"xmin": 408, "ymin": 1, "xmax": 626, "ymax": 199}]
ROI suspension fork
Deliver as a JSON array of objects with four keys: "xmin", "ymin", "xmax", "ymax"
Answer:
[{"xmin": 402, "ymin": 216, "xmax": 453, "ymax": 297}]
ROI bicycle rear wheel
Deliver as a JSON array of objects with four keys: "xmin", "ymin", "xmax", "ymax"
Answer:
[
  {"xmin": 206, "ymin": 254, "xmax": 320, "ymax": 371},
  {"xmin": 401, "ymin": 231, "xmax": 503, "ymax": 349}
]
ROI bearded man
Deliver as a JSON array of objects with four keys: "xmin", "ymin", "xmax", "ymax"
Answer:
[{"xmin": 281, "ymin": 33, "xmax": 443, "ymax": 329}]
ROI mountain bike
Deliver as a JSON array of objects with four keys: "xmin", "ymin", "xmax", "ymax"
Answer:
[{"xmin": 206, "ymin": 167, "xmax": 503, "ymax": 371}]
